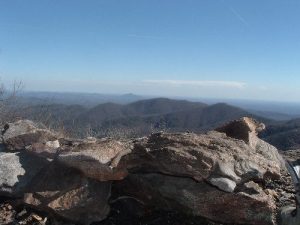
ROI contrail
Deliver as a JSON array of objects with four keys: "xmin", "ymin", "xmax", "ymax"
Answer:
[
  {"xmin": 127, "ymin": 34, "xmax": 165, "ymax": 40},
  {"xmin": 218, "ymin": 0, "xmax": 249, "ymax": 26},
  {"xmin": 229, "ymin": 6, "xmax": 249, "ymax": 26}
]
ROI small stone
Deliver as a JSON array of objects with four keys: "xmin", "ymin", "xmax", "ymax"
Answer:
[
  {"xmin": 45, "ymin": 140, "xmax": 60, "ymax": 148},
  {"xmin": 17, "ymin": 209, "xmax": 27, "ymax": 218},
  {"xmin": 209, "ymin": 177, "xmax": 236, "ymax": 193},
  {"xmin": 32, "ymin": 213, "xmax": 43, "ymax": 221},
  {"xmin": 85, "ymin": 137, "xmax": 97, "ymax": 143}
]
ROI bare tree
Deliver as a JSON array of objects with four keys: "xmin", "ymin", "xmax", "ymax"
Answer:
[{"xmin": 0, "ymin": 79, "xmax": 23, "ymax": 126}]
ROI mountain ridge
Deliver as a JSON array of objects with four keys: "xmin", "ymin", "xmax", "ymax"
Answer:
[{"xmin": 15, "ymin": 98, "xmax": 269, "ymax": 138}]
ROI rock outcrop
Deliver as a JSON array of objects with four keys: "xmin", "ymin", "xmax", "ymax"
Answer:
[
  {"xmin": 2, "ymin": 120, "xmax": 58, "ymax": 151},
  {"xmin": 0, "ymin": 118, "xmax": 289, "ymax": 225}
]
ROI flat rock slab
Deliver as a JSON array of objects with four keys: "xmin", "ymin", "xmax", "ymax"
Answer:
[{"xmin": 58, "ymin": 138, "xmax": 133, "ymax": 181}]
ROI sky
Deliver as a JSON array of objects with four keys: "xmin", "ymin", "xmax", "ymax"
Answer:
[{"xmin": 0, "ymin": 0, "xmax": 300, "ymax": 102}]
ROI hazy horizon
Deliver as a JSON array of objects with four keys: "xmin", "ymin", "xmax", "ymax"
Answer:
[{"xmin": 16, "ymin": 89, "xmax": 300, "ymax": 104}]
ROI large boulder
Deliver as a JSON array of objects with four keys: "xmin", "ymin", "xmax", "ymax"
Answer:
[
  {"xmin": 57, "ymin": 126, "xmax": 283, "ymax": 190},
  {"xmin": 2, "ymin": 120, "xmax": 58, "ymax": 151},
  {"xmin": 0, "ymin": 120, "xmax": 112, "ymax": 224},
  {"xmin": 128, "ymin": 130, "xmax": 282, "ymax": 190},
  {"xmin": 0, "ymin": 120, "xmax": 58, "ymax": 197}
]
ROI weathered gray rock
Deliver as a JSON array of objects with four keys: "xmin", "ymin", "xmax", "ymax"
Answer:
[
  {"xmin": 2, "ymin": 120, "xmax": 58, "ymax": 151},
  {"xmin": 0, "ymin": 153, "xmax": 25, "ymax": 194},
  {"xmin": 0, "ymin": 152, "xmax": 49, "ymax": 197}
]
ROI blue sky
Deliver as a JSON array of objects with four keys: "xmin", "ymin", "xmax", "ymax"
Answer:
[{"xmin": 0, "ymin": 0, "xmax": 300, "ymax": 101}]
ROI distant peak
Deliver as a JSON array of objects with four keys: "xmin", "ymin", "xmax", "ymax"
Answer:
[{"xmin": 122, "ymin": 93, "xmax": 137, "ymax": 97}]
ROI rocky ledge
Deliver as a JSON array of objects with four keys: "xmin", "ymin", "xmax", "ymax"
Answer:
[{"xmin": 0, "ymin": 118, "xmax": 296, "ymax": 225}]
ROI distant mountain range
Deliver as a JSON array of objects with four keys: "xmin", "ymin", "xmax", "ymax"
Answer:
[
  {"xmin": 14, "ymin": 94, "xmax": 300, "ymax": 151},
  {"xmin": 17, "ymin": 91, "xmax": 300, "ymax": 121},
  {"xmin": 17, "ymin": 97, "xmax": 265, "ymax": 137},
  {"xmin": 17, "ymin": 91, "xmax": 145, "ymax": 107}
]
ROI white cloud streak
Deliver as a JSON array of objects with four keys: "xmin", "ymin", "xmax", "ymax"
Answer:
[{"xmin": 143, "ymin": 80, "xmax": 246, "ymax": 89}]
